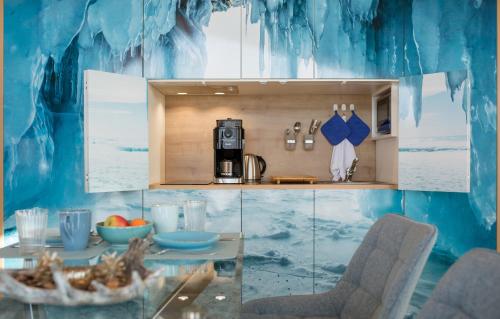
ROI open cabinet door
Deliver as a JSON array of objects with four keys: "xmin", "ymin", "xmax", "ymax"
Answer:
[
  {"xmin": 84, "ymin": 70, "xmax": 148, "ymax": 193},
  {"xmin": 398, "ymin": 71, "xmax": 471, "ymax": 193}
]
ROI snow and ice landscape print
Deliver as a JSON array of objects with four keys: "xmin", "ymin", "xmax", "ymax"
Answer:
[
  {"xmin": 242, "ymin": 190, "xmax": 315, "ymax": 301},
  {"xmin": 399, "ymin": 72, "xmax": 470, "ymax": 193},
  {"xmin": 85, "ymin": 71, "xmax": 149, "ymax": 193},
  {"xmin": 2, "ymin": 1, "xmax": 496, "ymax": 315}
]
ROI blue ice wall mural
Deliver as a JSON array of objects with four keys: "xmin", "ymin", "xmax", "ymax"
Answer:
[
  {"xmin": 242, "ymin": 0, "xmax": 315, "ymax": 78},
  {"xmin": 3, "ymin": 0, "xmax": 145, "ymax": 238},
  {"xmin": 3, "ymin": 0, "xmax": 497, "ymax": 315},
  {"xmin": 400, "ymin": 0, "xmax": 497, "ymax": 256},
  {"xmin": 242, "ymin": 0, "xmax": 406, "ymax": 78},
  {"xmin": 143, "ymin": 0, "xmax": 242, "ymax": 78},
  {"xmin": 399, "ymin": 71, "xmax": 471, "ymax": 193}
]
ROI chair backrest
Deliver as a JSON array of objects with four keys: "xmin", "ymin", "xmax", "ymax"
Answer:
[
  {"xmin": 328, "ymin": 214, "xmax": 437, "ymax": 319},
  {"xmin": 417, "ymin": 248, "xmax": 500, "ymax": 319}
]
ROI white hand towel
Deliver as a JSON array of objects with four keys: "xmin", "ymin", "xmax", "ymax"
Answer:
[{"xmin": 330, "ymin": 139, "xmax": 357, "ymax": 182}]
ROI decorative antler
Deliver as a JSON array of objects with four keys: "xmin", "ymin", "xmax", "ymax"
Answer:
[{"xmin": 0, "ymin": 238, "xmax": 163, "ymax": 305}]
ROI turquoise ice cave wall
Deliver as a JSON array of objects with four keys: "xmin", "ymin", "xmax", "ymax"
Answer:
[{"xmin": 3, "ymin": 0, "xmax": 497, "ymax": 315}]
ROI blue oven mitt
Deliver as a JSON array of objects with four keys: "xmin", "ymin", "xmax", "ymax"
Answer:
[
  {"xmin": 321, "ymin": 111, "xmax": 351, "ymax": 145},
  {"xmin": 346, "ymin": 111, "xmax": 370, "ymax": 146}
]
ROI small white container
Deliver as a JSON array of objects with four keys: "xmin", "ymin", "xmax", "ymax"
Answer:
[{"xmin": 151, "ymin": 204, "xmax": 180, "ymax": 233}]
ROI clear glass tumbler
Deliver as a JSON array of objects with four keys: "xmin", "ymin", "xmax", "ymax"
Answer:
[
  {"xmin": 15, "ymin": 207, "xmax": 48, "ymax": 255},
  {"xmin": 183, "ymin": 200, "xmax": 207, "ymax": 231}
]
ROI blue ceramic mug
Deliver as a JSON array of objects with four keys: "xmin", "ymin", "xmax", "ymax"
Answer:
[{"xmin": 59, "ymin": 209, "xmax": 91, "ymax": 251}]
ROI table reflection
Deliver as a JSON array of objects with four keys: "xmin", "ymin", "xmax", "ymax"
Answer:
[{"xmin": 0, "ymin": 237, "xmax": 243, "ymax": 319}]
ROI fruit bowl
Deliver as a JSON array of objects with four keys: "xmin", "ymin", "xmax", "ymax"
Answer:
[{"xmin": 96, "ymin": 221, "xmax": 153, "ymax": 245}]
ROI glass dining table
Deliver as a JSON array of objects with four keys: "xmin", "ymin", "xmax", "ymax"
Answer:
[{"xmin": 0, "ymin": 236, "xmax": 243, "ymax": 319}]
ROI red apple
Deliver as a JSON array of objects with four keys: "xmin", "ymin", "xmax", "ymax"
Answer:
[{"xmin": 103, "ymin": 215, "xmax": 129, "ymax": 227}]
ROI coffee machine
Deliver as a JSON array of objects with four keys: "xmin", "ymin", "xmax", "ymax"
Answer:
[{"xmin": 213, "ymin": 119, "xmax": 244, "ymax": 184}]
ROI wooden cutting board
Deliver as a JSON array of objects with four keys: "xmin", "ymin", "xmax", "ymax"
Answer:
[{"xmin": 271, "ymin": 176, "xmax": 318, "ymax": 184}]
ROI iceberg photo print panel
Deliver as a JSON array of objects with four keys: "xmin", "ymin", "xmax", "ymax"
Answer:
[
  {"xmin": 398, "ymin": 71, "xmax": 471, "ymax": 193},
  {"xmin": 84, "ymin": 70, "xmax": 149, "ymax": 193}
]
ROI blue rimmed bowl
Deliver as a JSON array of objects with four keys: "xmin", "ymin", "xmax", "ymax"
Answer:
[{"xmin": 96, "ymin": 221, "xmax": 153, "ymax": 245}]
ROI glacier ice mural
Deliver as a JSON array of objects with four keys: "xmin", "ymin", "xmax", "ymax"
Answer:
[
  {"xmin": 144, "ymin": 1, "xmax": 242, "ymax": 78},
  {"xmin": 399, "ymin": 71, "xmax": 471, "ymax": 193},
  {"xmin": 242, "ymin": 0, "xmax": 315, "ymax": 78},
  {"xmin": 3, "ymin": 0, "xmax": 496, "ymax": 315},
  {"xmin": 3, "ymin": 0, "xmax": 146, "ymax": 242},
  {"xmin": 399, "ymin": 0, "xmax": 497, "ymax": 256}
]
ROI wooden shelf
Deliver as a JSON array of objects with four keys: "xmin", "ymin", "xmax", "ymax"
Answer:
[
  {"xmin": 371, "ymin": 134, "xmax": 397, "ymax": 141},
  {"xmin": 149, "ymin": 182, "xmax": 398, "ymax": 191}
]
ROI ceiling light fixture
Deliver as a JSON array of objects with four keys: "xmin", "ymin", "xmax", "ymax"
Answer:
[
  {"xmin": 214, "ymin": 92, "xmax": 225, "ymax": 95},
  {"xmin": 177, "ymin": 92, "xmax": 188, "ymax": 95},
  {"xmin": 178, "ymin": 296, "xmax": 189, "ymax": 301},
  {"xmin": 215, "ymin": 295, "xmax": 226, "ymax": 301}
]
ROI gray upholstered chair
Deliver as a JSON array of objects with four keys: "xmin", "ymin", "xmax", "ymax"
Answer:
[
  {"xmin": 417, "ymin": 248, "xmax": 500, "ymax": 319},
  {"xmin": 241, "ymin": 214, "xmax": 437, "ymax": 319}
]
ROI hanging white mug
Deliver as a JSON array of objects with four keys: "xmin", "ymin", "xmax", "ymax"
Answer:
[{"xmin": 151, "ymin": 204, "xmax": 180, "ymax": 233}]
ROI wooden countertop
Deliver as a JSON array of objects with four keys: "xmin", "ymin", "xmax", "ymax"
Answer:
[{"xmin": 149, "ymin": 182, "xmax": 398, "ymax": 191}]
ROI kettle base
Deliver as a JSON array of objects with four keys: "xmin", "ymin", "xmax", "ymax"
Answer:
[{"xmin": 244, "ymin": 179, "xmax": 262, "ymax": 184}]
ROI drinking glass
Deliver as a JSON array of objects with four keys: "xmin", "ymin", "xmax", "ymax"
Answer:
[
  {"xmin": 15, "ymin": 208, "xmax": 48, "ymax": 255},
  {"xmin": 183, "ymin": 200, "xmax": 207, "ymax": 231}
]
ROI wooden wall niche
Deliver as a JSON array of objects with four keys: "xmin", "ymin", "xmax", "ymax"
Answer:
[
  {"xmin": 163, "ymin": 95, "xmax": 374, "ymax": 183},
  {"xmin": 148, "ymin": 80, "xmax": 398, "ymax": 186}
]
